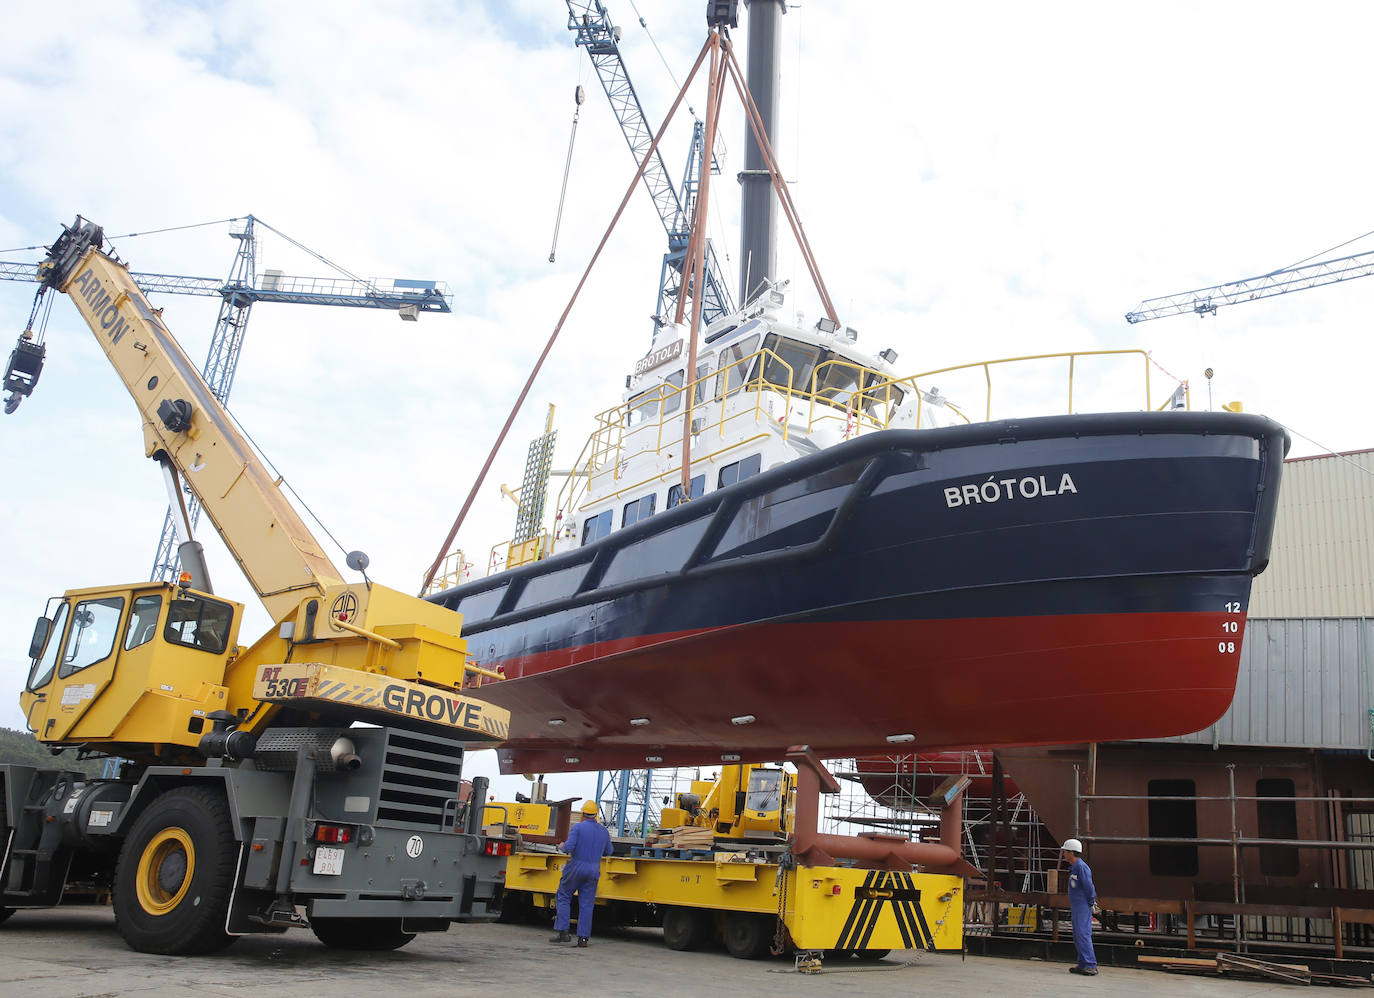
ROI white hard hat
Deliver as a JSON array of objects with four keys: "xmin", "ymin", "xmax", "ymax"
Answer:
[{"xmin": 1062, "ymin": 838, "xmax": 1083, "ymax": 853}]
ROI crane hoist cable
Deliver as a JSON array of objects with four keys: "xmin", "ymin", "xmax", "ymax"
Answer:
[{"xmin": 548, "ymin": 85, "xmax": 587, "ymax": 264}]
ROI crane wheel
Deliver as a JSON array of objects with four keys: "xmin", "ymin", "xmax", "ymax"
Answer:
[
  {"xmin": 113, "ymin": 787, "xmax": 237, "ymax": 954},
  {"xmin": 661, "ymin": 906, "xmax": 708, "ymax": 951},
  {"xmin": 722, "ymin": 911, "xmax": 772, "ymax": 960},
  {"xmin": 0, "ymin": 907, "xmax": 13, "ymax": 926},
  {"xmin": 311, "ymin": 917, "xmax": 416, "ymax": 951}
]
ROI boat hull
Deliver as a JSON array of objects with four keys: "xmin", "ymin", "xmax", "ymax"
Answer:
[{"xmin": 430, "ymin": 411, "xmax": 1287, "ymax": 773}]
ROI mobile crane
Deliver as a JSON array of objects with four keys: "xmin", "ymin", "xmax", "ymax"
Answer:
[{"xmin": 0, "ymin": 217, "xmax": 514, "ymax": 955}]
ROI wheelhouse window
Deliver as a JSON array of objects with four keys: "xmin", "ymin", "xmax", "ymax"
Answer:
[
  {"xmin": 718, "ymin": 453, "xmax": 762, "ymax": 489},
  {"xmin": 622, "ymin": 492, "xmax": 657, "ymax": 528},
  {"xmin": 749, "ymin": 333, "xmax": 907, "ymax": 419},
  {"xmin": 1147, "ymin": 778, "xmax": 1199, "ymax": 877},
  {"xmin": 27, "ymin": 601, "xmax": 69, "ymax": 691},
  {"xmin": 759, "ymin": 334, "xmax": 823, "ymax": 393},
  {"xmin": 124, "ymin": 595, "xmax": 162, "ymax": 651},
  {"xmin": 661, "ymin": 370, "xmax": 686, "ymax": 416},
  {"xmin": 692, "ymin": 360, "xmax": 712, "ymax": 405},
  {"xmin": 581, "ymin": 509, "xmax": 612, "ymax": 546},
  {"xmin": 667, "ymin": 475, "xmax": 705, "ymax": 508},
  {"xmin": 713, "ymin": 334, "xmax": 761, "ymax": 399},
  {"xmin": 165, "ymin": 594, "xmax": 234, "ymax": 654},
  {"xmin": 58, "ymin": 596, "xmax": 125, "ymax": 677},
  {"xmin": 626, "ymin": 386, "xmax": 663, "ymax": 427}
]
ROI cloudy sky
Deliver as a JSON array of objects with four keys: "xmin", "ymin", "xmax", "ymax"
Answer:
[{"xmin": 2, "ymin": 0, "xmax": 1372, "ymax": 801}]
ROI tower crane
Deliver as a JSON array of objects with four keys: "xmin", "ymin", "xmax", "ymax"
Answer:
[
  {"xmin": 3, "ymin": 215, "xmax": 452, "ymax": 583},
  {"xmin": 565, "ymin": 0, "xmax": 735, "ymax": 331},
  {"xmin": 1125, "ymin": 246, "xmax": 1374, "ymax": 323}
]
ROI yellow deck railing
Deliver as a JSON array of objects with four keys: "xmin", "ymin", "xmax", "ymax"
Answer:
[{"xmin": 547, "ymin": 346, "xmax": 1183, "ymax": 551}]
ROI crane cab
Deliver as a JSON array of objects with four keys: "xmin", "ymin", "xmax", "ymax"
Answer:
[{"xmin": 21, "ymin": 582, "xmax": 242, "ymax": 755}]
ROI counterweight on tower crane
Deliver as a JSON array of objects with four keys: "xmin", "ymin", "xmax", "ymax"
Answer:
[{"xmin": 0, "ymin": 217, "xmax": 513, "ymax": 956}]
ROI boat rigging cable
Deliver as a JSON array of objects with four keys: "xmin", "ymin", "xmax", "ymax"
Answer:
[{"xmin": 421, "ymin": 25, "xmax": 839, "ymax": 592}]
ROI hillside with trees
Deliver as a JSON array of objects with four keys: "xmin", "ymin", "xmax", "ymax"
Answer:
[{"xmin": 0, "ymin": 727, "xmax": 104, "ymax": 778}]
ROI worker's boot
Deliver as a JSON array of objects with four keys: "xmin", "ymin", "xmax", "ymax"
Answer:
[
  {"xmin": 577, "ymin": 937, "xmax": 588, "ymax": 948},
  {"xmin": 549, "ymin": 930, "xmax": 572, "ymax": 944}
]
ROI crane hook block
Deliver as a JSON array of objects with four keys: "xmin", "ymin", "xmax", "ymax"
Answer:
[
  {"xmin": 157, "ymin": 397, "xmax": 194, "ymax": 434},
  {"xmin": 3, "ymin": 331, "xmax": 46, "ymax": 415}
]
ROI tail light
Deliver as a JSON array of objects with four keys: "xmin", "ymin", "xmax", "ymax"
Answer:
[
  {"xmin": 314, "ymin": 824, "xmax": 353, "ymax": 845},
  {"xmin": 484, "ymin": 840, "xmax": 513, "ymax": 857}
]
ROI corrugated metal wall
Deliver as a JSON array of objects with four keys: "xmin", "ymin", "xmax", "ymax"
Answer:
[
  {"xmin": 1158, "ymin": 618, "xmax": 1372, "ymax": 750},
  {"xmin": 1248, "ymin": 449, "xmax": 1374, "ymax": 617}
]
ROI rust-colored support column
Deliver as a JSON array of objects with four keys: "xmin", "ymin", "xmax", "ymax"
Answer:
[{"xmin": 786, "ymin": 746, "xmax": 979, "ymax": 877}]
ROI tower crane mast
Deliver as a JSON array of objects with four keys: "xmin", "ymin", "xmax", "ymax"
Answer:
[
  {"xmin": 565, "ymin": 0, "xmax": 734, "ymax": 329},
  {"xmin": 1125, "ymin": 247, "xmax": 1374, "ymax": 323}
]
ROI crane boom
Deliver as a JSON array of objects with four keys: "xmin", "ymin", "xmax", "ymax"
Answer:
[
  {"xmin": 1125, "ymin": 248, "xmax": 1374, "ymax": 323},
  {"xmin": 36, "ymin": 218, "xmax": 344, "ymax": 620}
]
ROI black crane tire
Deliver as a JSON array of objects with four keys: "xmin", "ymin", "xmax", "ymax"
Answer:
[
  {"xmin": 113, "ymin": 786, "xmax": 237, "ymax": 954},
  {"xmin": 311, "ymin": 917, "xmax": 417, "ymax": 951}
]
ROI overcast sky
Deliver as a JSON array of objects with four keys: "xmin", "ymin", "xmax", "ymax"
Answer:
[{"xmin": 2, "ymin": 0, "xmax": 1372, "ymax": 802}]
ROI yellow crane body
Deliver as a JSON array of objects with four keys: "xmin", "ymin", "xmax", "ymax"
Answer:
[{"xmin": 3, "ymin": 218, "xmax": 516, "ymax": 956}]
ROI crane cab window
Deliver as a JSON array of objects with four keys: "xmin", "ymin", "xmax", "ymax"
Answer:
[
  {"xmin": 26, "ymin": 601, "xmax": 70, "ymax": 691},
  {"xmin": 622, "ymin": 492, "xmax": 657, "ymax": 528},
  {"xmin": 165, "ymin": 595, "xmax": 234, "ymax": 654},
  {"xmin": 124, "ymin": 595, "xmax": 162, "ymax": 651},
  {"xmin": 581, "ymin": 509, "xmax": 612, "ymax": 546},
  {"xmin": 718, "ymin": 453, "xmax": 762, "ymax": 489},
  {"xmin": 57, "ymin": 596, "xmax": 125, "ymax": 678},
  {"xmin": 745, "ymin": 769, "xmax": 784, "ymax": 812}
]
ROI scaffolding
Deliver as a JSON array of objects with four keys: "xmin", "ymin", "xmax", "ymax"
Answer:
[{"xmin": 970, "ymin": 761, "xmax": 1374, "ymax": 960}]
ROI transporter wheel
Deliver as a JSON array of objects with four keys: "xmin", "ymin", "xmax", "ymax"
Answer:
[
  {"xmin": 853, "ymin": 948, "xmax": 891, "ymax": 961},
  {"xmin": 311, "ymin": 917, "xmax": 416, "ymax": 951},
  {"xmin": 0, "ymin": 907, "xmax": 13, "ymax": 926},
  {"xmin": 661, "ymin": 906, "xmax": 709, "ymax": 951},
  {"xmin": 113, "ymin": 786, "xmax": 237, "ymax": 954},
  {"xmin": 722, "ymin": 911, "xmax": 772, "ymax": 960}
]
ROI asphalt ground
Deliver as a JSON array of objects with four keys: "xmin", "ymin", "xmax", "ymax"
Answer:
[{"xmin": 0, "ymin": 905, "xmax": 1316, "ymax": 997}]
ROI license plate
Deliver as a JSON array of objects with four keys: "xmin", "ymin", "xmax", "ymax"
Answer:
[{"xmin": 313, "ymin": 846, "xmax": 345, "ymax": 876}]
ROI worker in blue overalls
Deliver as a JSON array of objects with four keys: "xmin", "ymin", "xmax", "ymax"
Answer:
[
  {"xmin": 1061, "ymin": 837, "xmax": 1098, "ymax": 975},
  {"xmin": 549, "ymin": 799, "xmax": 613, "ymax": 948}
]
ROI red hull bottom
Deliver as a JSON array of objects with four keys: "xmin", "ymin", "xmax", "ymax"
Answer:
[{"xmin": 486, "ymin": 612, "xmax": 1244, "ymax": 774}]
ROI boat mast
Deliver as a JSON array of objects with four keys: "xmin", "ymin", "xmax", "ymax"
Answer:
[{"xmin": 739, "ymin": 0, "xmax": 784, "ymax": 304}]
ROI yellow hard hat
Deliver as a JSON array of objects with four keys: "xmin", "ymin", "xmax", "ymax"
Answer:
[{"xmin": 580, "ymin": 799, "xmax": 599, "ymax": 816}]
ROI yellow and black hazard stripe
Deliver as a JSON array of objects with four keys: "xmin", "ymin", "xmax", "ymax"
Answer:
[
  {"xmin": 315, "ymin": 678, "xmax": 383, "ymax": 708},
  {"xmin": 835, "ymin": 870, "xmax": 935, "ymax": 952}
]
